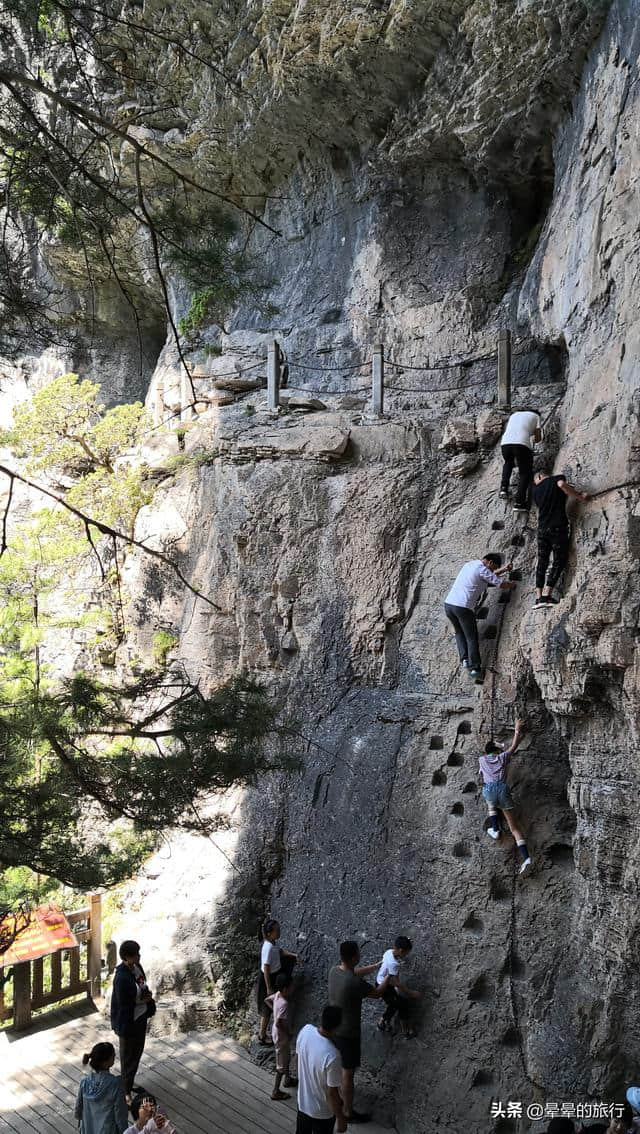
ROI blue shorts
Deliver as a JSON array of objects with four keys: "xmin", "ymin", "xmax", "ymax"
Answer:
[{"xmin": 482, "ymin": 781, "xmax": 514, "ymax": 810}]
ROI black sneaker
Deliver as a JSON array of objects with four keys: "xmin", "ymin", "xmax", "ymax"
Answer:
[
  {"xmin": 534, "ymin": 595, "xmax": 558, "ymax": 609},
  {"xmin": 499, "ymin": 490, "xmax": 508, "ymax": 500},
  {"xmin": 468, "ymin": 668, "xmax": 483, "ymax": 683}
]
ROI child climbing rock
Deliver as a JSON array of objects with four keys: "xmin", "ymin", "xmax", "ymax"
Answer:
[
  {"xmin": 480, "ymin": 718, "xmax": 532, "ymax": 875},
  {"xmin": 376, "ymin": 935, "xmax": 421, "ymax": 1037}
]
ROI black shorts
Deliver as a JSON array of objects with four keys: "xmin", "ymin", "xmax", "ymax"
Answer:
[
  {"xmin": 332, "ymin": 1034, "xmax": 361, "ymax": 1070},
  {"xmin": 296, "ymin": 1113, "xmax": 335, "ymax": 1134}
]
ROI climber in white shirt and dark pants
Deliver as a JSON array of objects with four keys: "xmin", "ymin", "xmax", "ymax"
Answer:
[
  {"xmin": 444, "ymin": 554, "xmax": 517, "ymax": 681},
  {"xmin": 376, "ymin": 936, "xmax": 421, "ymax": 1038},
  {"xmin": 499, "ymin": 409, "xmax": 542, "ymax": 512}
]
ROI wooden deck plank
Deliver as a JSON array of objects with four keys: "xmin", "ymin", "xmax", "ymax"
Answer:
[
  {"xmin": 2, "ymin": 1007, "xmax": 396, "ymax": 1134},
  {"xmin": 134, "ymin": 1061, "xmax": 271, "ymax": 1134},
  {"xmin": 166, "ymin": 1043, "xmax": 296, "ymax": 1123}
]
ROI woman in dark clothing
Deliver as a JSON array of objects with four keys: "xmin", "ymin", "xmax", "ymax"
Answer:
[{"xmin": 110, "ymin": 939, "xmax": 155, "ymax": 1103}]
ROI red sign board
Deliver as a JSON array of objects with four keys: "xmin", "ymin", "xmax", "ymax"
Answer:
[{"xmin": 0, "ymin": 904, "xmax": 78, "ymax": 967}]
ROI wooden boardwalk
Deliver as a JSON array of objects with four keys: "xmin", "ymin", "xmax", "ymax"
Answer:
[{"xmin": 0, "ymin": 1002, "xmax": 395, "ymax": 1134}]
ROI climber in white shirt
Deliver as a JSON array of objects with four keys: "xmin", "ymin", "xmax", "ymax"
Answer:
[
  {"xmin": 444, "ymin": 553, "xmax": 517, "ymax": 681},
  {"xmin": 376, "ymin": 935, "xmax": 421, "ymax": 1038},
  {"xmin": 499, "ymin": 409, "xmax": 542, "ymax": 512}
]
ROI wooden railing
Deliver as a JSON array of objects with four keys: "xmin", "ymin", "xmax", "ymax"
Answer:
[{"xmin": 0, "ymin": 893, "xmax": 102, "ymax": 1030}]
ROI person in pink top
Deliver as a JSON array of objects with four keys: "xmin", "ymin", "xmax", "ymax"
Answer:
[
  {"xmin": 265, "ymin": 973, "xmax": 298, "ymax": 1101},
  {"xmin": 479, "ymin": 718, "xmax": 532, "ymax": 875}
]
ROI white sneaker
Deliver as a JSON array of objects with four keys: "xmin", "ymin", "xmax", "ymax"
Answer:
[
  {"xmin": 518, "ymin": 857, "xmax": 532, "ymax": 875},
  {"xmin": 487, "ymin": 827, "xmax": 500, "ymax": 840}
]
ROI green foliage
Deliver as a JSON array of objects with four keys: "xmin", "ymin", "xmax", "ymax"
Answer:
[
  {"xmin": 152, "ymin": 630, "xmax": 178, "ymax": 668},
  {"xmin": 6, "ymin": 373, "xmax": 148, "ymax": 477},
  {"xmin": 0, "ymin": 671, "xmax": 296, "ymax": 896},
  {"xmin": 179, "ymin": 288, "xmax": 223, "ymax": 337}
]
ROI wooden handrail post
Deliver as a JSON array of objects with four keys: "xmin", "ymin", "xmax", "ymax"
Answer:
[
  {"xmin": 267, "ymin": 340, "xmax": 280, "ymax": 410},
  {"xmin": 498, "ymin": 329, "xmax": 511, "ymax": 407},
  {"xmin": 12, "ymin": 961, "xmax": 31, "ymax": 1030},
  {"xmin": 372, "ymin": 344, "xmax": 384, "ymax": 417},
  {"xmin": 88, "ymin": 894, "xmax": 102, "ymax": 1002}
]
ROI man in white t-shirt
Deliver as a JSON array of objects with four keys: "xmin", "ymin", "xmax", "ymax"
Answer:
[
  {"xmin": 376, "ymin": 935, "xmax": 421, "ymax": 1037},
  {"xmin": 444, "ymin": 554, "xmax": 516, "ymax": 681},
  {"xmin": 499, "ymin": 409, "xmax": 542, "ymax": 512},
  {"xmin": 295, "ymin": 1006, "xmax": 347, "ymax": 1133}
]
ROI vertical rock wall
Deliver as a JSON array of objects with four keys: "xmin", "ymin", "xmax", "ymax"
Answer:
[{"xmin": 120, "ymin": 4, "xmax": 640, "ymax": 1129}]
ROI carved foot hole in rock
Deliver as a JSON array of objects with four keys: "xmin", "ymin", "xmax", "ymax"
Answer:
[
  {"xmin": 451, "ymin": 802, "xmax": 464, "ymax": 816},
  {"xmin": 489, "ymin": 875, "xmax": 509, "ymax": 901},
  {"xmin": 429, "ymin": 735, "xmax": 444, "ymax": 749},
  {"xmin": 453, "ymin": 841, "xmax": 471, "ymax": 859},
  {"xmin": 510, "ymin": 568, "xmax": 522, "ymax": 580},
  {"xmin": 491, "ymin": 520, "xmax": 504, "ymax": 530},
  {"xmin": 447, "ymin": 751, "xmax": 464, "ymax": 766},
  {"xmin": 483, "ymin": 625, "xmax": 497, "ymax": 639},
  {"xmin": 502, "ymin": 953, "xmax": 527, "ymax": 980},
  {"xmin": 432, "ymin": 770, "xmax": 447, "ymax": 786},
  {"xmin": 547, "ymin": 842, "xmax": 575, "ymax": 870},
  {"xmin": 457, "ymin": 720, "xmax": 472, "ymax": 735},
  {"xmin": 498, "ymin": 591, "xmax": 511, "ymax": 604},
  {"xmin": 462, "ymin": 913, "xmax": 484, "ymax": 936},
  {"xmin": 471, "ymin": 1068, "xmax": 493, "ymax": 1088},
  {"xmin": 495, "ymin": 1119, "xmax": 517, "ymax": 1133},
  {"xmin": 500, "ymin": 1026, "xmax": 520, "ymax": 1048},
  {"xmin": 468, "ymin": 973, "xmax": 493, "ymax": 1001},
  {"xmin": 511, "ymin": 534, "xmax": 525, "ymax": 547},
  {"xmin": 476, "ymin": 606, "xmax": 489, "ymax": 620},
  {"xmin": 462, "ymin": 780, "xmax": 477, "ymax": 793}
]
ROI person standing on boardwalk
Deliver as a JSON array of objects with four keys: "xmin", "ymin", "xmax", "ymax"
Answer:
[
  {"xmin": 265, "ymin": 973, "xmax": 298, "ymax": 1101},
  {"xmin": 295, "ymin": 1005, "xmax": 347, "ymax": 1134},
  {"xmin": 327, "ymin": 940, "xmax": 388, "ymax": 1124},
  {"xmin": 499, "ymin": 409, "xmax": 542, "ymax": 512},
  {"xmin": 444, "ymin": 554, "xmax": 517, "ymax": 681},
  {"xmin": 110, "ymin": 940, "xmax": 155, "ymax": 1104},
  {"xmin": 480, "ymin": 718, "xmax": 532, "ymax": 875},
  {"xmin": 74, "ymin": 1041, "xmax": 129, "ymax": 1134},
  {"xmin": 532, "ymin": 470, "xmax": 590, "ymax": 609},
  {"xmin": 257, "ymin": 917, "xmax": 298, "ymax": 1044}
]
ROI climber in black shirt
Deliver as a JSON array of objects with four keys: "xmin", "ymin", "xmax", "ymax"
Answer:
[{"xmin": 532, "ymin": 470, "xmax": 590, "ymax": 609}]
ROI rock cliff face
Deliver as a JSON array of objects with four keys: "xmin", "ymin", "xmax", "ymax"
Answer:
[{"xmin": 8, "ymin": 0, "xmax": 640, "ymax": 1130}]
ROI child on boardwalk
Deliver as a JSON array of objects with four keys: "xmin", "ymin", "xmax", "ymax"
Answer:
[
  {"xmin": 265, "ymin": 973, "xmax": 298, "ymax": 1100},
  {"xmin": 480, "ymin": 718, "xmax": 532, "ymax": 875},
  {"xmin": 376, "ymin": 935, "xmax": 421, "ymax": 1038}
]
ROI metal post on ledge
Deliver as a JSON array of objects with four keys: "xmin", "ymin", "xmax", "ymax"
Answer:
[
  {"xmin": 267, "ymin": 339, "xmax": 280, "ymax": 411},
  {"xmin": 180, "ymin": 368, "xmax": 193, "ymax": 422},
  {"xmin": 497, "ymin": 329, "xmax": 512, "ymax": 408},
  {"xmin": 372, "ymin": 343, "xmax": 384, "ymax": 418},
  {"xmin": 153, "ymin": 380, "xmax": 164, "ymax": 426}
]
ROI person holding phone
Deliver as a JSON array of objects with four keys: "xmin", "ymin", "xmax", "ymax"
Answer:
[
  {"xmin": 110, "ymin": 940, "xmax": 156, "ymax": 1103},
  {"xmin": 123, "ymin": 1093, "xmax": 176, "ymax": 1133}
]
